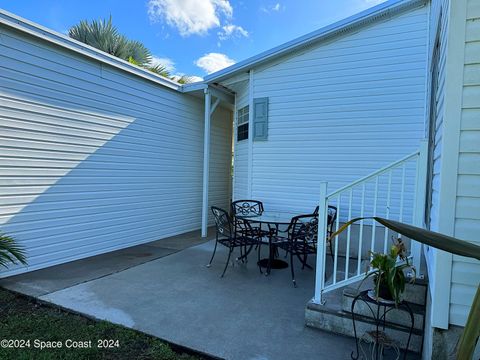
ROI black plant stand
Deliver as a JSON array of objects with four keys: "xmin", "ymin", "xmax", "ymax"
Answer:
[{"xmin": 351, "ymin": 290, "xmax": 414, "ymax": 360}]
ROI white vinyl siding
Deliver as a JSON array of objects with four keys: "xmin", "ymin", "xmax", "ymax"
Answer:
[
  {"xmin": 246, "ymin": 7, "xmax": 428, "ymax": 215},
  {"xmin": 0, "ymin": 26, "xmax": 231, "ymax": 276},
  {"xmin": 233, "ymin": 80, "xmax": 249, "ymax": 200},
  {"xmin": 423, "ymin": 0, "xmax": 450, "ymax": 297},
  {"xmin": 449, "ymin": 0, "xmax": 480, "ymax": 326},
  {"xmin": 427, "ymin": 0, "xmax": 449, "ymax": 234}
]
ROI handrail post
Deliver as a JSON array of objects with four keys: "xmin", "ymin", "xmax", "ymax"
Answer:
[
  {"xmin": 412, "ymin": 140, "xmax": 428, "ymax": 274},
  {"xmin": 314, "ymin": 181, "xmax": 328, "ymax": 304}
]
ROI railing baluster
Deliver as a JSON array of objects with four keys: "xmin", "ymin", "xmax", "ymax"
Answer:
[
  {"xmin": 370, "ymin": 177, "xmax": 378, "ymax": 265},
  {"xmin": 345, "ymin": 188, "xmax": 353, "ymax": 280},
  {"xmin": 383, "ymin": 170, "xmax": 392, "ymax": 253},
  {"xmin": 319, "ymin": 148, "xmax": 423, "ymax": 298},
  {"xmin": 399, "ymin": 164, "xmax": 406, "ymax": 239},
  {"xmin": 333, "ymin": 194, "xmax": 340, "ymax": 285},
  {"xmin": 357, "ymin": 183, "xmax": 365, "ymax": 276}
]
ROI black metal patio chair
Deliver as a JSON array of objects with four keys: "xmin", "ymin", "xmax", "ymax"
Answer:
[
  {"xmin": 231, "ymin": 200, "xmax": 265, "ymax": 217},
  {"xmin": 207, "ymin": 206, "xmax": 259, "ymax": 277},
  {"xmin": 231, "ymin": 200, "xmax": 271, "ymax": 259},
  {"xmin": 276, "ymin": 213, "xmax": 319, "ymax": 287},
  {"xmin": 313, "ymin": 205, "xmax": 337, "ymax": 261}
]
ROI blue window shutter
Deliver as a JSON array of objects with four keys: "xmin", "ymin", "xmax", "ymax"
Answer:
[{"xmin": 253, "ymin": 97, "xmax": 268, "ymax": 141}]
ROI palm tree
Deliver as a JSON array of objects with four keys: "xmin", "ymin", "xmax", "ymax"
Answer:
[
  {"xmin": 0, "ymin": 232, "xmax": 27, "ymax": 269},
  {"xmin": 69, "ymin": 17, "xmax": 197, "ymax": 83},
  {"xmin": 69, "ymin": 17, "xmax": 151, "ymax": 66}
]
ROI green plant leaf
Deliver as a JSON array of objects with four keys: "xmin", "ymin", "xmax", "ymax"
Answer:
[
  {"xmin": 457, "ymin": 285, "xmax": 480, "ymax": 360},
  {"xmin": 0, "ymin": 233, "xmax": 27, "ymax": 269}
]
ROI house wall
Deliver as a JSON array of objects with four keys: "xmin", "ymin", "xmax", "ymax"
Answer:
[
  {"xmin": 233, "ymin": 5, "xmax": 428, "ymax": 220},
  {"xmin": 450, "ymin": 0, "xmax": 480, "ymax": 326},
  {"xmin": 423, "ymin": 0, "xmax": 453, "ymax": 333},
  {"xmin": 424, "ymin": 0, "xmax": 480, "ymax": 357},
  {"xmin": 0, "ymin": 25, "xmax": 232, "ymax": 277},
  {"xmin": 233, "ymin": 80, "xmax": 249, "ymax": 200}
]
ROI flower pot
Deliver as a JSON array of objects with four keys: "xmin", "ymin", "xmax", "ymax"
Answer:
[
  {"xmin": 373, "ymin": 276, "xmax": 394, "ymax": 301},
  {"xmin": 377, "ymin": 282, "xmax": 394, "ymax": 301}
]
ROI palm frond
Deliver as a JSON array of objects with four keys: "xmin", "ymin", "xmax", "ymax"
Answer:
[
  {"xmin": 0, "ymin": 233, "xmax": 27, "ymax": 269},
  {"xmin": 68, "ymin": 16, "xmax": 151, "ymax": 65},
  {"xmin": 124, "ymin": 40, "xmax": 151, "ymax": 66},
  {"xmin": 146, "ymin": 64, "xmax": 170, "ymax": 77},
  {"xmin": 330, "ymin": 217, "xmax": 480, "ymax": 261},
  {"xmin": 174, "ymin": 75, "xmax": 193, "ymax": 84}
]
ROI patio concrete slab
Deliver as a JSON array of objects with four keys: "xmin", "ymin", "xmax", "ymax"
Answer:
[
  {"xmin": 0, "ymin": 227, "xmax": 213, "ymax": 297},
  {"xmin": 147, "ymin": 227, "xmax": 215, "ymax": 250},
  {"xmin": 38, "ymin": 240, "xmax": 356, "ymax": 360}
]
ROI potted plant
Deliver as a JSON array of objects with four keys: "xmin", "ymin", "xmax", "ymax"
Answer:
[
  {"xmin": 330, "ymin": 216, "xmax": 480, "ymax": 359},
  {"xmin": 362, "ymin": 238, "xmax": 415, "ymax": 304}
]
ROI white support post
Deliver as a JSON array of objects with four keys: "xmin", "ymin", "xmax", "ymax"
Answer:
[
  {"xmin": 412, "ymin": 139, "xmax": 428, "ymax": 273},
  {"xmin": 201, "ymin": 89, "xmax": 212, "ymax": 237},
  {"xmin": 314, "ymin": 182, "xmax": 328, "ymax": 304}
]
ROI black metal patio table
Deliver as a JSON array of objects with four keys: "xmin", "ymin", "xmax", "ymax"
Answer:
[{"xmin": 237, "ymin": 211, "xmax": 299, "ymax": 275}]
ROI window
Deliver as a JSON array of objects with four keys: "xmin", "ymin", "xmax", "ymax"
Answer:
[{"xmin": 237, "ymin": 105, "xmax": 249, "ymax": 141}]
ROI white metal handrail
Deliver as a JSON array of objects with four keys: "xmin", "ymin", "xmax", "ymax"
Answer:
[
  {"xmin": 327, "ymin": 151, "xmax": 419, "ymax": 198},
  {"xmin": 314, "ymin": 140, "xmax": 428, "ymax": 304}
]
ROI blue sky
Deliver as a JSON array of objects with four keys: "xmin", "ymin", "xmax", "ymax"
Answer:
[{"xmin": 0, "ymin": 0, "xmax": 385, "ymax": 79}]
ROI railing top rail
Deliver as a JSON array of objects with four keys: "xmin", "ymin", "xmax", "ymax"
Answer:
[{"xmin": 326, "ymin": 150, "xmax": 420, "ymax": 198}]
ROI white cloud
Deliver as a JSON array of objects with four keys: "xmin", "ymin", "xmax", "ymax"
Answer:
[
  {"xmin": 260, "ymin": 2, "xmax": 284, "ymax": 13},
  {"xmin": 194, "ymin": 53, "xmax": 235, "ymax": 74},
  {"xmin": 149, "ymin": 56, "xmax": 203, "ymax": 83},
  {"xmin": 171, "ymin": 74, "xmax": 204, "ymax": 83},
  {"xmin": 189, "ymin": 75, "xmax": 204, "ymax": 82},
  {"xmin": 148, "ymin": 0, "xmax": 233, "ymax": 36},
  {"xmin": 150, "ymin": 56, "xmax": 176, "ymax": 72},
  {"xmin": 218, "ymin": 24, "xmax": 249, "ymax": 40}
]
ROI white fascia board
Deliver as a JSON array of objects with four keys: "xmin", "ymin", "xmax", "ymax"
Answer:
[
  {"xmin": 0, "ymin": 9, "xmax": 182, "ymax": 91},
  {"xmin": 182, "ymin": 82, "xmax": 207, "ymax": 92},
  {"xmin": 204, "ymin": 0, "xmax": 428, "ymax": 84}
]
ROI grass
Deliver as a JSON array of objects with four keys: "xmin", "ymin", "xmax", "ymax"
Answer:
[{"xmin": 0, "ymin": 288, "xmax": 203, "ymax": 360}]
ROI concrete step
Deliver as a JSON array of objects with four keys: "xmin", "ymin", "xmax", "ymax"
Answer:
[
  {"xmin": 306, "ymin": 300, "xmax": 423, "ymax": 354},
  {"xmin": 401, "ymin": 280, "xmax": 427, "ymax": 306},
  {"xmin": 305, "ymin": 278, "xmax": 427, "ymax": 354},
  {"xmin": 342, "ymin": 287, "xmax": 425, "ymax": 331}
]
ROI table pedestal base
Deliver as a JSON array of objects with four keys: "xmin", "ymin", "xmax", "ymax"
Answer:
[{"xmin": 257, "ymin": 259, "xmax": 288, "ymax": 269}]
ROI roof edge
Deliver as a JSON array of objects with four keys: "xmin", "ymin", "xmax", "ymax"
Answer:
[
  {"xmin": 0, "ymin": 9, "xmax": 182, "ymax": 91},
  {"xmin": 204, "ymin": 0, "xmax": 428, "ymax": 83}
]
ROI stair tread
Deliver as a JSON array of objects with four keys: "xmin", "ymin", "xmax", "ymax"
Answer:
[
  {"xmin": 342, "ymin": 292, "xmax": 426, "ymax": 315},
  {"xmin": 344, "ymin": 310, "xmax": 424, "ymax": 335}
]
